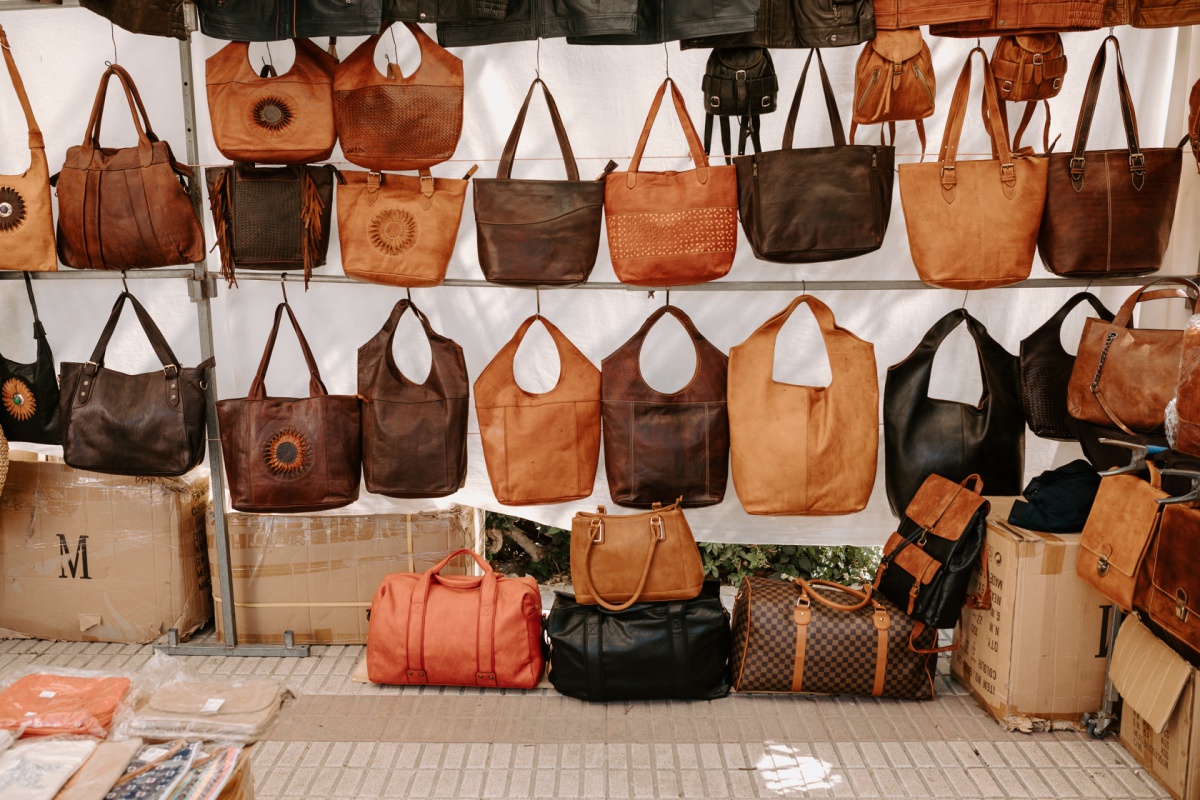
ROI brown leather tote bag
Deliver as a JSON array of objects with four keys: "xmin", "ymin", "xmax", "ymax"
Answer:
[
  {"xmin": 474, "ymin": 79, "xmax": 606, "ymax": 286},
  {"xmin": 1174, "ymin": 320, "xmax": 1200, "ymax": 458},
  {"xmin": 474, "ymin": 315, "xmax": 600, "ymax": 506},
  {"xmin": 333, "ymin": 22, "xmax": 463, "ymax": 171},
  {"xmin": 0, "ymin": 26, "xmax": 55, "ymax": 272},
  {"xmin": 1039, "ymin": 37, "xmax": 1183, "ymax": 278},
  {"xmin": 358, "ymin": 299, "xmax": 468, "ymax": 499},
  {"xmin": 60, "ymin": 291, "xmax": 213, "ymax": 477},
  {"xmin": 898, "ymin": 48, "xmax": 1047, "ymax": 290},
  {"xmin": 601, "ymin": 305, "xmax": 729, "ymax": 509},
  {"xmin": 728, "ymin": 296, "xmax": 878, "ymax": 516},
  {"xmin": 605, "ymin": 79, "xmax": 738, "ymax": 287},
  {"xmin": 205, "ymin": 39, "xmax": 337, "ymax": 164},
  {"xmin": 217, "ymin": 302, "xmax": 362, "ymax": 513},
  {"xmin": 55, "ymin": 65, "xmax": 204, "ymax": 271}
]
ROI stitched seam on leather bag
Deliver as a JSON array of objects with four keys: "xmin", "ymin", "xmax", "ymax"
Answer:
[
  {"xmin": 1105, "ymin": 156, "xmax": 1113, "ymax": 272},
  {"xmin": 476, "ymin": 205, "xmax": 604, "ymax": 227}
]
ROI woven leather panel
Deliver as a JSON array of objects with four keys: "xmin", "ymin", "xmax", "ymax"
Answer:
[
  {"xmin": 731, "ymin": 578, "xmax": 797, "ymax": 692},
  {"xmin": 335, "ymin": 85, "xmax": 463, "ymax": 163},
  {"xmin": 1020, "ymin": 362, "xmax": 1074, "ymax": 440},
  {"xmin": 233, "ymin": 180, "xmax": 304, "ymax": 264},
  {"xmin": 607, "ymin": 208, "xmax": 737, "ymax": 260}
]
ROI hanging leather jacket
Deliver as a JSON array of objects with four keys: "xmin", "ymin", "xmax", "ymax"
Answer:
[
  {"xmin": 195, "ymin": 0, "xmax": 383, "ymax": 40},
  {"xmin": 437, "ymin": 0, "xmax": 639, "ymax": 45},
  {"xmin": 383, "ymin": 0, "xmax": 505, "ymax": 21},
  {"xmin": 872, "ymin": 0, "xmax": 988, "ymax": 30},
  {"xmin": 568, "ymin": 0, "xmax": 759, "ymax": 45},
  {"xmin": 929, "ymin": 0, "xmax": 1105, "ymax": 34},
  {"xmin": 682, "ymin": 0, "xmax": 874, "ymax": 49},
  {"xmin": 80, "ymin": 0, "xmax": 189, "ymax": 40}
]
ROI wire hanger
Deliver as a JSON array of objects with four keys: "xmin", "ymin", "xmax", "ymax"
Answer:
[
  {"xmin": 110, "ymin": 23, "xmax": 118, "ymax": 64},
  {"xmin": 535, "ymin": 39, "xmax": 541, "ymax": 81},
  {"xmin": 121, "ymin": 270, "xmax": 130, "ymax": 294},
  {"xmin": 663, "ymin": 42, "xmax": 670, "ymax": 80},
  {"xmin": 280, "ymin": 273, "xmax": 289, "ymax": 304},
  {"xmin": 665, "ymin": 288, "xmax": 671, "ymax": 307},
  {"xmin": 535, "ymin": 287, "xmax": 541, "ymax": 318}
]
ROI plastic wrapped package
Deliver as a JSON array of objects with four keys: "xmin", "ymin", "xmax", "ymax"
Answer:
[
  {"xmin": 1167, "ymin": 314, "xmax": 1200, "ymax": 458},
  {"xmin": 0, "ymin": 738, "xmax": 97, "ymax": 799},
  {"xmin": 0, "ymin": 729, "xmax": 12, "ymax": 754},
  {"xmin": 0, "ymin": 672, "xmax": 132, "ymax": 738},
  {"xmin": 104, "ymin": 740, "xmax": 200, "ymax": 800},
  {"xmin": 56, "ymin": 739, "xmax": 143, "ymax": 800},
  {"xmin": 167, "ymin": 744, "xmax": 244, "ymax": 800}
]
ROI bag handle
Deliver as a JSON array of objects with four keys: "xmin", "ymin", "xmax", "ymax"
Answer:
[
  {"xmin": 1044, "ymin": 291, "xmax": 1115, "ymax": 331},
  {"xmin": 782, "ymin": 49, "xmax": 846, "ymax": 150},
  {"xmin": 85, "ymin": 291, "xmax": 182, "ymax": 378},
  {"xmin": 248, "ymin": 302, "xmax": 328, "ymax": 400},
  {"xmin": 497, "ymin": 79, "xmax": 579, "ymax": 181},
  {"xmin": 406, "ymin": 549, "xmax": 500, "ymax": 686},
  {"xmin": 939, "ymin": 48, "xmax": 1017, "ymax": 202},
  {"xmin": 795, "ymin": 576, "xmax": 877, "ymax": 612},
  {"xmin": 627, "ymin": 78, "xmax": 709, "ymax": 189},
  {"xmin": 495, "ymin": 315, "xmax": 573, "ymax": 387},
  {"xmin": 623, "ymin": 305, "xmax": 722, "ymax": 394},
  {"xmin": 907, "ymin": 309, "xmax": 996, "ymax": 407},
  {"xmin": 377, "ymin": 298, "xmax": 449, "ymax": 385},
  {"xmin": 22, "ymin": 272, "xmax": 45, "ymax": 340},
  {"xmin": 80, "ymin": 64, "xmax": 156, "ymax": 168},
  {"xmin": 579, "ymin": 509, "xmax": 672, "ymax": 612},
  {"xmin": 1112, "ymin": 277, "xmax": 1200, "ymax": 328},
  {"xmin": 1070, "ymin": 36, "xmax": 1144, "ymax": 191},
  {"xmin": 0, "ymin": 26, "xmax": 43, "ymax": 151}
]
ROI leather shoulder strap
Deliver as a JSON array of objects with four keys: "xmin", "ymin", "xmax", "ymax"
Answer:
[
  {"xmin": 939, "ymin": 48, "xmax": 1015, "ymax": 200},
  {"xmin": 86, "ymin": 291, "xmax": 182, "ymax": 372},
  {"xmin": 0, "ymin": 26, "xmax": 42, "ymax": 150},
  {"xmin": 627, "ymin": 79, "xmax": 709, "ymax": 186},
  {"xmin": 22, "ymin": 273, "xmax": 45, "ymax": 340},
  {"xmin": 1070, "ymin": 36, "xmax": 1143, "ymax": 189},
  {"xmin": 782, "ymin": 49, "xmax": 846, "ymax": 150},
  {"xmin": 248, "ymin": 301, "xmax": 328, "ymax": 400},
  {"xmin": 497, "ymin": 79, "xmax": 579, "ymax": 181},
  {"xmin": 1113, "ymin": 277, "xmax": 1200, "ymax": 327}
]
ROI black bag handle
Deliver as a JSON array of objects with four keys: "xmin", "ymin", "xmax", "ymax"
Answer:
[
  {"xmin": 782, "ymin": 49, "xmax": 846, "ymax": 150},
  {"xmin": 497, "ymin": 79, "xmax": 579, "ymax": 181},
  {"xmin": 85, "ymin": 291, "xmax": 182, "ymax": 378},
  {"xmin": 22, "ymin": 272, "xmax": 45, "ymax": 340},
  {"xmin": 249, "ymin": 301, "xmax": 328, "ymax": 399},
  {"xmin": 1027, "ymin": 292, "xmax": 1115, "ymax": 360}
]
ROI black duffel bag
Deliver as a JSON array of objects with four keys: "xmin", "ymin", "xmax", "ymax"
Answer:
[{"xmin": 547, "ymin": 581, "xmax": 731, "ymax": 702}]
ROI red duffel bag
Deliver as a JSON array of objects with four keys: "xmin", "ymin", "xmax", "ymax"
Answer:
[{"xmin": 366, "ymin": 548, "xmax": 545, "ymax": 688}]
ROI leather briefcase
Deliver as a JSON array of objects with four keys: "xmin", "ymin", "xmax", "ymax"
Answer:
[
  {"xmin": 61, "ymin": 292, "xmax": 212, "ymax": 477},
  {"xmin": 735, "ymin": 49, "xmax": 894, "ymax": 264},
  {"xmin": 1174, "ymin": 321, "xmax": 1200, "ymax": 458},
  {"xmin": 367, "ymin": 549, "xmax": 544, "ymax": 689},
  {"xmin": 1077, "ymin": 466, "xmax": 1167, "ymax": 613},
  {"xmin": 0, "ymin": 275, "xmax": 60, "ymax": 445},
  {"xmin": 546, "ymin": 581, "xmax": 731, "ymax": 703},
  {"xmin": 731, "ymin": 576, "xmax": 937, "ymax": 699},
  {"xmin": 1142, "ymin": 501, "xmax": 1200, "ymax": 660},
  {"xmin": 570, "ymin": 499, "xmax": 705, "ymax": 611}
]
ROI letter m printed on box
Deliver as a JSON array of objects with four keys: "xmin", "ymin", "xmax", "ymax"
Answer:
[{"xmin": 57, "ymin": 534, "xmax": 91, "ymax": 580}]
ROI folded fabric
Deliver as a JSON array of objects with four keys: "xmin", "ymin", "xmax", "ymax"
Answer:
[
  {"xmin": 1008, "ymin": 459, "xmax": 1102, "ymax": 533},
  {"xmin": 56, "ymin": 739, "xmax": 143, "ymax": 800},
  {"xmin": 105, "ymin": 741, "xmax": 199, "ymax": 800},
  {"xmin": 125, "ymin": 679, "xmax": 285, "ymax": 743},
  {"xmin": 0, "ymin": 738, "xmax": 97, "ymax": 800},
  {"xmin": 0, "ymin": 674, "xmax": 131, "ymax": 738},
  {"xmin": 167, "ymin": 745, "xmax": 243, "ymax": 800}
]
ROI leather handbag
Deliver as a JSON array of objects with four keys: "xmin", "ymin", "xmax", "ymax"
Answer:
[
  {"xmin": 206, "ymin": 164, "xmax": 337, "ymax": 287},
  {"xmin": 367, "ymin": 549, "xmax": 544, "ymax": 689},
  {"xmin": 736, "ymin": 49, "xmax": 894, "ymax": 264},
  {"xmin": 728, "ymin": 296, "xmax": 878, "ymax": 516},
  {"xmin": 337, "ymin": 168, "xmax": 472, "ymax": 288},
  {"xmin": 358, "ymin": 299, "xmax": 468, "ymax": 498},
  {"xmin": 898, "ymin": 48, "xmax": 1047, "ymax": 290},
  {"xmin": 217, "ymin": 301, "xmax": 361, "ymax": 513},
  {"xmin": 605, "ymin": 79, "xmax": 738, "ymax": 287},
  {"xmin": 570, "ymin": 499, "xmax": 705, "ymax": 611},
  {"xmin": 0, "ymin": 26, "xmax": 55, "ymax": 272},
  {"xmin": 474, "ymin": 79, "xmax": 605, "ymax": 286},
  {"xmin": 731, "ymin": 576, "xmax": 937, "ymax": 699},
  {"xmin": 1067, "ymin": 278, "xmax": 1200, "ymax": 435},
  {"xmin": 546, "ymin": 581, "xmax": 731, "ymax": 702},
  {"xmin": 333, "ymin": 22, "xmax": 463, "ymax": 172},
  {"xmin": 701, "ymin": 48, "xmax": 778, "ymax": 164},
  {"xmin": 0, "ymin": 274, "xmax": 60, "ymax": 445},
  {"xmin": 1173, "ymin": 320, "xmax": 1200, "ymax": 458},
  {"xmin": 474, "ymin": 315, "xmax": 600, "ymax": 505},
  {"xmin": 884, "ymin": 310, "xmax": 1024, "ymax": 516},
  {"xmin": 205, "ymin": 39, "xmax": 337, "ymax": 164},
  {"xmin": 849, "ymin": 30, "xmax": 936, "ymax": 157},
  {"xmin": 1039, "ymin": 37, "xmax": 1183, "ymax": 278},
  {"xmin": 1141, "ymin": 500, "xmax": 1200, "ymax": 660},
  {"xmin": 1019, "ymin": 292, "xmax": 1113, "ymax": 442},
  {"xmin": 1077, "ymin": 466, "xmax": 1167, "ymax": 612},
  {"xmin": 60, "ymin": 292, "xmax": 212, "ymax": 477},
  {"xmin": 55, "ymin": 65, "xmax": 205, "ymax": 271},
  {"xmin": 1189, "ymin": 77, "xmax": 1199, "ymax": 171},
  {"xmin": 991, "ymin": 34, "xmax": 1067, "ymax": 151},
  {"xmin": 601, "ymin": 305, "xmax": 729, "ymax": 508}
]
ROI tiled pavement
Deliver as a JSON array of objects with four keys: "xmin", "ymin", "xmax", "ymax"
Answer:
[{"xmin": 0, "ymin": 636, "xmax": 1170, "ymax": 799}]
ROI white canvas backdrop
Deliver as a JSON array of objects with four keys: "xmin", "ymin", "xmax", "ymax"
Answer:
[{"xmin": 0, "ymin": 9, "xmax": 1196, "ymax": 545}]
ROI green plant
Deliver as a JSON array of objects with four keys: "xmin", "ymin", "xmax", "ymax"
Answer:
[{"xmin": 484, "ymin": 512, "xmax": 571, "ymax": 584}]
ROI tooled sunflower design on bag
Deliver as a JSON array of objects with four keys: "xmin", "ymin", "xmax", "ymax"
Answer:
[
  {"xmin": 1, "ymin": 378, "xmax": 35, "ymax": 421},
  {"xmin": 251, "ymin": 95, "xmax": 294, "ymax": 136},
  {"xmin": 368, "ymin": 208, "xmax": 418, "ymax": 256},
  {"xmin": 264, "ymin": 427, "xmax": 311, "ymax": 478},
  {"xmin": 0, "ymin": 187, "xmax": 27, "ymax": 233}
]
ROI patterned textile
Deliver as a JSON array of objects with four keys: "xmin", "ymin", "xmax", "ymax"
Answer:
[
  {"xmin": 0, "ymin": 738, "xmax": 97, "ymax": 800},
  {"xmin": 104, "ymin": 741, "xmax": 199, "ymax": 800}
]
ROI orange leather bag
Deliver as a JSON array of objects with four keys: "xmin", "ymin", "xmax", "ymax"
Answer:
[
  {"xmin": 366, "ymin": 549, "xmax": 544, "ymax": 689},
  {"xmin": 728, "ymin": 296, "xmax": 879, "ymax": 515},
  {"xmin": 1173, "ymin": 319, "xmax": 1200, "ymax": 458},
  {"xmin": 1078, "ymin": 466, "xmax": 1168, "ymax": 612},
  {"xmin": 474, "ymin": 315, "xmax": 600, "ymax": 506}
]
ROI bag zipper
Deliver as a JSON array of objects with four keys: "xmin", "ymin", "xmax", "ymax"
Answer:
[
  {"xmin": 913, "ymin": 64, "xmax": 935, "ymax": 105},
  {"xmin": 856, "ymin": 68, "xmax": 880, "ymax": 113}
]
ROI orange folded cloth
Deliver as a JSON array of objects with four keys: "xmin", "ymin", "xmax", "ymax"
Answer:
[{"xmin": 0, "ymin": 674, "xmax": 131, "ymax": 738}]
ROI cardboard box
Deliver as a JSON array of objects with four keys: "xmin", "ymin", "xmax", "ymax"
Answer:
[
  {"xmin": 207, "ymin": 505, "xmax": 477, "ymax": 645},
  {"xmin": 0, "ymin": 454, "xmax": 212, "ymax": 643},
  {"xmin": 951, "ymin": 498, "xmax": 1113, "ymax": 729}
]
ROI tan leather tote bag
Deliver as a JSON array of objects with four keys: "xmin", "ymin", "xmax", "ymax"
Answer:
[
  {"xmin": 728, "ymin": 295, "xmax": 879, "ymax": 515},
  {"xmin": 898, "ymin": 47, "xmax": 1047, "ymax": 290},
  {"xmin": 474, "ymin": 315, "xmax": 601, "ymax": 506}
]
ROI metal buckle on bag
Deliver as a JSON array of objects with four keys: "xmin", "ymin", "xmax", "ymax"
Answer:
[
  {"xmin": 1053, "ymin": 78, "xmax": 1062, "ymax": 90},
  {"xmin": 710, "ymin": 95, "xmax": 721, "ymax": 109},
  {"xmin": 1001, "ymin": 80, "xmax": 1014, "ymax": 94},
  {"xmin": 163, "ymin": 364, "xmax": 180, "ymax": 379},
  {"xmin": 1129, "ymin": 153, "xmax": 1146, "ymax": 171},
  {"xmin": 1178, "ymin": 589, "xmax": 1190, "ymax": 622},
  {"xmin": 1032, "ymin": 53, "xmax": 1044, "ymax": 65},
  {"xmin": 650, "ymin": 515, "xmax": 665, "ymax": 542},
  {"xmin": 1097, "ymin": 555, "xmax": 1110, "ymax": 577},
  {"xmin": 589, "ymin": 518, "xmax": 604, "ymax": 545},
  {"xmin": 1070, "ymin": 156, "xmax": 1086, "ymax": 173}
]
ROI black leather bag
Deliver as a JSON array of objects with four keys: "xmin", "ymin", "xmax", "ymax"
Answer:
[
  {"xmin": 884, "ymin": 309, "xmax": 1024, "ymax": 516},
  {"xmin": 701, "ymin": 47, "xmax": 778, "ymax": 164},
  {"xmin": 0, "ymin": 274, "xmax": 60, "ymax": 445},
  {"xmin": 547, "ymin": 581, "xmax": 731, "ymax": 703},
  {"xmin": 1019, "ymin": 292, "xmax": 1113, "ymax": 441}
]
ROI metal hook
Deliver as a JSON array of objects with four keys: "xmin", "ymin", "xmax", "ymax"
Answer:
[
  {"xmin": 121, "ymin": 271, "xmax": 129, "ymax": 294},
  {"xmin": 1158, "ymin": 469, "xmax": 1200, "ymax": 506},
  {"xmin": 1097, "ymin": 439, "xmax": 1168, "ymax": 477},
  {"xmin": 110, "ymin": 23, "xmax": 118, "ymax": 65},
  {"xmin": 665, "ymin": 288, "xmax": 671, "ymax": 307},
  {"xmin": 535, "ymin": 39, "xmax": 541, "ymax": 81},
  {"xmin": 389, "ymin": 24, "xmax": 400, "ymax": 69},
  {"xmin": 663, "ymin": 42, "xmax": 670, "ymax": 80},
  {"xmin": 961, "ymin": 290, "xmax": 969, "ymax": 311},
  {"xmin": 802, "ymin": 279, "xmax": 807, "ymax": 296},
  {"xmin": 280, "ymin": 273, "xmax": 289, "ymax": 305},
  {"xmin": 264, "ymin": 41, "xmax": 273, "ymax": 68},
  {"xmin": 535, "ymin": 287, "xmax": 541, "ymax": 318},
  {"xmin": 406, "ymin": 287, "xmax": 412, "ymax": 302}
]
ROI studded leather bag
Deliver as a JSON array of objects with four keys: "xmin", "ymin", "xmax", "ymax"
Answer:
[
  {"xmin": 60, "ymin": 291, "xmax": 213, "ymax": 477},
  {"xmin": 217, "ymin": 301, "xmax": 361, "ymax": 513},
  {"xmin": 849, "ymin": 30, "xmax": 936, "ymax": 158},
  {"xmin": 0, "ymin": 274, "xmax": 60, "ymax": 445},
  {"xmin": 205, "ymin": 39, "xmax": 337, "ymax": 165},
  {"xmin": 605, "ymin": 78, "xmax": 738, "ymax": 287},
  {"xmin": 1078, "ymin": 465, "xmax": 1167, "ymax": 613}
]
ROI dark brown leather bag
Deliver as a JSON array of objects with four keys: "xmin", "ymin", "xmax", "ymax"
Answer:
[
  {"xmin": 217, "ymin": 302, "xmax": 362, "ymax": 513},
  {"xmin": 474, "ymin": 79, "xmax": 606, "ymax": 286},
  {"xmin": 358, "ymin": 299, "xmax": 468, "ymax": 499},
  {"xmin": 601, "ymin": 305, "xmax": 729, "ymax": 509},
  {"xmin": 1174, "ymin": 322, "xmax": 1200, "ymax": 458},
  {"xmin": 1039, "ymin": 37, "xmax": 1183, "ymax": 278},
  {"xmin": 60, "ymin": 292, "xmax": 213, "ymax": 477},
  {"xmin": 55, "ymin": 65, "xmax": 205, "ymax": 270},
  {"xmin": 1142, "ymin": 499, "xmax": 1200, "ymax": 660},
  {"xmin": 1189, "ymin": 77, "xmax": 1200, "ymax": 172}
]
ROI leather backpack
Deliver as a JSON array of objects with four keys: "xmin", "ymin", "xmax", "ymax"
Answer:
[
  {"xmin": 700, "ymin": 48, "xmax": 778, "ymax": 164},
  {"xmin": 991, "ymin": 34, "xmax": 1066, "ymax": 151},
  {"xmin": 0, "ymin": 274, "xmax": 60, "ymax": 445},
  {"xmin": 850, "ymin": 30, "xmax": 936, "ymax": 157}
]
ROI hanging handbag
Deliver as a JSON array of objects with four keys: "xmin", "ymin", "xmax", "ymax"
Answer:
[
  {"xmin": 1189, "ymin": 77, "xmax": 1199, "ymax": 171},
  {"xmin": 60, "ymin": 292, "xmax": 212, "ymax": 477},
  {"xmin": 205, "ymin": 39, "xmax": 337, "ymax": 165},
  {"xmin": 206, "ymin": 164, "xmax": 337, "ymax": 287},
  {"xmin": 546, "ymin": 581, "xmax": 731, "ymax": 703},
  {"xmin": 0, "ymin": 274, "xmax": 60, "ymax": 445},
  {"xmin": 1019, "ymin": 292, "xmax": 1114, "ymax": 442},
  {"xmin": 605, "ymin": 79, "xmax": 738, "ymax": 287},
  {"xmin": 736, "ymin": 49, "xmax": 894, "ymax": 264},
  {"xmin": 700, "ymin": 48, "xmax": 778, "ymax": 164},
  {"xmin": 990, "ymin": 34, "xmax": 1066, "ymax": 152},
  {"xmin": 54, "ymin": 65, "xmax": 205, "ymax": 271},
  {"xmin": 884, "ymin": 309, "xmax": 1024, "ymax": 516},
  {"xmin": 1039, "ymin": 37, "xmax": 1183, "ymax": 278},
  {"xmin": 601, "ymin": 305, "xmax": 729, "ymax": 508},
  {"xmin": 1077, "ymin": 466, "xmax": 1167, "ymax": 613},
  {"xmin": 731, "ymin": 576, "xmax": 938, "ymax": 699},
  {"xmin": 570, "ymin": 499, "xmax": 705, "ymax": 611},
  {"xmin": 1172, "ymin": 319, "xmax": 1200, "ymax": 458},
  {"xmin": 1067, "ymin": 277, "xmax": 1200, "ymax": 435},
  {"xmin": 337, "ymin": 168, "xmax": 472, "ymax": 288},
  {"xmin": 367, "ymin": 549, "xmax": 544, "ymax": 689},
  {"xmin": 474, "ymin": 315, "xmax": 600, "ymax": 506},
  {"xmin": 1141, "ymin": 497, "xmax": 1200, "ymax": 660},
  {"xmin": 358, "ymin": 299, "xmax": 468, "ymax": 499},
  {"xmin": 728, "ymin": 296, "xmax": 878, "ymax": 516},
  {"xmin": 474, "ymin": 79, "xmax": 606, "ymax": 286},
  {"xmin": 849, "ymin": 30, "xmax": 936, "ymax": 158},
  {"xmin": 216, "ymin": 301, "xmax": 361, "ymax": 513},
  {"xmin": 333, "ymin": 22, "xmax": 463, "ymax": 172},
  {"xmin": 0, "ymin": 26, "xmax": 55, "ymax": 272}
]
